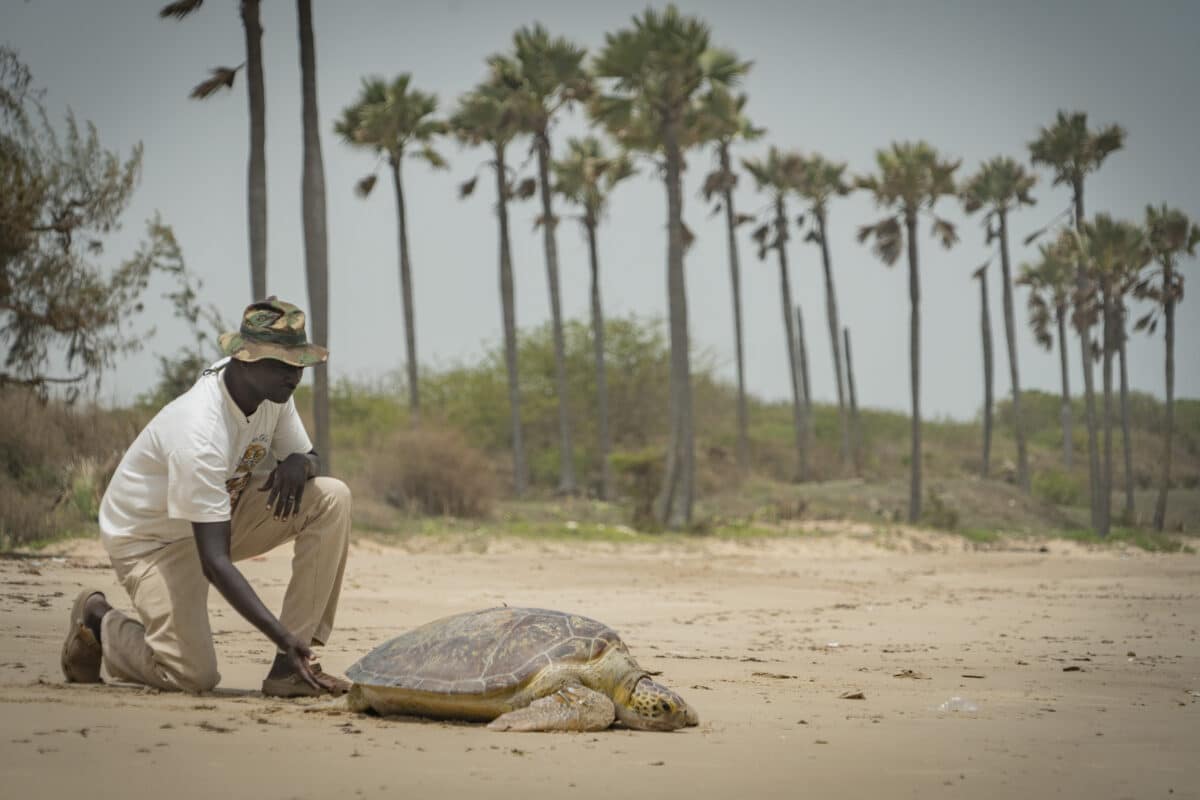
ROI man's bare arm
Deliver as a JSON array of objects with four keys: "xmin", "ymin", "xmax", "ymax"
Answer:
[{"xmin": 191, "ymin": 520, "xmax": 324, "ymax": 689}]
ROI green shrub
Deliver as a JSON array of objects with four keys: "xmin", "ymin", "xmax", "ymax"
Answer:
[
  {"xmin": 367, "ymin": 425, "xmax": 496, "ymax": 518},
  {"xmin": 921, "ymin": 488, "xmax": 960, "ymax": 531},
  {"xmin": 1032, "ymin": 468, "xmax": 1084, "ymax": 506}
]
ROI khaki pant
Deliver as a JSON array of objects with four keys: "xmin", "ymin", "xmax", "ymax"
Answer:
[{"xmin": 100, "ymin": 477, "xmax": 351, "ymax": 693}]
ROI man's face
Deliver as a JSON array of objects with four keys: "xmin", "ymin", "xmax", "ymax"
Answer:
[{"xmin": 242, "ymin": 358, "xmax": 303, "ymax": 403}]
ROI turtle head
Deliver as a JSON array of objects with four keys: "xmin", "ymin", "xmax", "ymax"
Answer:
[{"xmin": 615, "ymin": 676, "xmax": 698, "ymax": 731}]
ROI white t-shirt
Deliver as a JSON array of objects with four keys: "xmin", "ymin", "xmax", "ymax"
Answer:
[{"xmin": 99, "ymin": 359, "xmax": 313, "ymax": 560}]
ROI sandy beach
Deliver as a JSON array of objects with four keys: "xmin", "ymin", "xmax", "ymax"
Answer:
[{"xmin": 1, "ymin": 528, "xmax": 1197, "ymax": 799}]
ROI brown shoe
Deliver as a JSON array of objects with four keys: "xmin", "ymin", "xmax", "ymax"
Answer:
[
  {"xmin": 61, "ymin": 588, "xmax": 104, "ymax": 683},
  {"xmin": 261, "ymin": 663, "xmax": 351, "ymax": 698}
]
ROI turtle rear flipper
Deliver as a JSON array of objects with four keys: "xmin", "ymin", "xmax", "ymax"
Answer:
[{"xmin": 487, "ymin": 684, "xmax": 615, "ymax": 732}]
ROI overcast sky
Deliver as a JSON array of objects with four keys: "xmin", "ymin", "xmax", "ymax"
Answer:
[{"xmin": 5, "ymin": 0, "xmax": 1198, "ymax": 419}]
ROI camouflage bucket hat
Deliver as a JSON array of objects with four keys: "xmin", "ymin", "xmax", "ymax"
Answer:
[{"xmin": 218, "ymin": 297, "xmax": 328, "ymax": 368}]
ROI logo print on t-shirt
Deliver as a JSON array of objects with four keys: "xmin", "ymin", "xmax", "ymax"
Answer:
[{"xmin": 226, "ymin": 442, "xmax": 268, "ymax": 510}]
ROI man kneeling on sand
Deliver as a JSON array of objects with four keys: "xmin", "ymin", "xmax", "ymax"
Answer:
[{"xmin": 61, "ymin": 298, "xmax": 351, "ymax": 697}]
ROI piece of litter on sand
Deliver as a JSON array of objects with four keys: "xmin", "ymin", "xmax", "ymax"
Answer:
[
  {"xmin": 753, "ymin": 672, "xmax": 798, "ymax": 680},
  {"xmin": 839, "ymin": 690, "xmax": 865, "ymax": 700},
  {"xmin": 937, "ymin": 696, "xmax": 979, "ymax": 713},
  {"xmin": 961, "ymin": 674, "xmax": 986, "ymax": 679},
  {"xmin": 1062, "ymin": 666, "xmax": 1083, "ymax": 672},
  {"xmin": 893, "ymin": 670, "xmax": 930, "ymax": 680}
]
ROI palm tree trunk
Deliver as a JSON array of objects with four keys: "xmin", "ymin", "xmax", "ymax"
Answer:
[
  {"xmin": 816, "ymin": 207, "xmax": 850, "ymax": 470},
  {"xmin": 1117, "ymin": 296, "xmax": 1134, "ymax": 520},
  {"xmin": 904, "ymin": 212, "xmax": 922, "ymax": 523},
  {"xmin": 241, "ymin": 0, "xmax": 267, "ymax": 302},
  {"xmin": 844, "ymin": 326, "xmax": 862, "ymax": 476},
  {"xmin": 998, "ymin": 210, "xmax": 1029, "ymax": 492},
  {"xmin": 535, "ymin": 133, "xmax": 576, "ymax": 494},
  {"xmin": 585, "ymin": 218, "xmax": 613, "ymax": 502},
  {"xmin": 795, "ymin": 305, "xmax": 812, "ymax": 414},
  {"xmin": 1100, "ymin": 284, "xmax": 1115, "ymax": 536},
  {"xmin": 775, "ymin": 197, "xmax": 807, "ymax": 482},
  {"xmin": 978, "ymin": 269, "xmax": 994, "ymax": 478},
  {"xmin": 1153, "ymin": 260, "xmax": 1176, "ymax": 531},
  {"xmin": 297, "ymin": 0, "xmax": 330, "ymax": 474},
  {"xmin": 654, "ymin": 121, "xmax": 695, "ymax": 529},
  {"xmin": 389, "ymin": 158, "xmax": 419, "ymax": 420},
  {"xmin": 1073, "ymin": 182, "xmax": 1102, "ymax": 530},
  {"xmin": 1056, "ymin": 303, "xmax": 1072, "ymax": 469},
  {"xmin": 719, "ymin": 144, "xmax": 750, "ymax": 474},
  {"xmin": 494, "ymin": 145, "xmax": 527, "ymax": 497}
]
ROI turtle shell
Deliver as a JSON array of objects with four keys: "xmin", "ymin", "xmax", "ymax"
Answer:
[{"xmin": 346, "ymin": 607, "xmax": 624, "ymax": 696}]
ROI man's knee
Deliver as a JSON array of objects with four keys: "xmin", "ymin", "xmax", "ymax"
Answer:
[
  {"xmin": 313, "ymin": 477, "xmax": 352, "ymax": 515},
  {"xmin": 162, "ymin": 659, "xmax": 220, "ymax": 694}
]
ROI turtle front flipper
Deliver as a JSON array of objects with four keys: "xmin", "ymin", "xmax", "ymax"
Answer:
[{"xmin": 487, "ymin": 684, "xmax": 615, "ymax": 732}]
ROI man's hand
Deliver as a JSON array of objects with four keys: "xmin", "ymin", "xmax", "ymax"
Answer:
[
  {"xmin": 259, "ymin": 452, "xmax": 313, "ymax": 520},
  {"xmin": 282, "ymin": 634, "xmax": 344, "ymax": 693}
]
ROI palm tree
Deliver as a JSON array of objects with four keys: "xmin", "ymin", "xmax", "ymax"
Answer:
[
  {"xmin": 960, "ymin": 157, "xmax": 1037, "ymax": 492},
  {"xmin": 843, "ymin": 327, "xmax": 863, "ymax": 475},
  {"xmin": 857, "ymin": 141, "xmax": 959, "ymax": 523},
  {"xmin": 794, "ymin": 153, "xmax": 852, "ymax": 469},
  {"xmin": 335, "ymin": 75, "xmax": 447, "ymax": 419},
  {"xmin": 552, "ymin": 137, "xmax": 636, "ymax": 501},
  {"xmin": 1018, "ymin": 238, "xmax": 1076, "ymax": 469},
  {"xmin": 1029, "ymin": 110, "xmax": 1125, "ymax": 529},
  {"xmin": 697, "ymin": 86, "xmax": 763, "ymax": 474},
  {"xmin": 744, "ymin": 148, "xmax": 809, "ymax": 482},
  {"xmin": 973, "ymin": 262, "xmax": 995, "ymax": 478},
  {"xmin": 492, "ymin": 25, "xmax": 591, "ymax": 494},
  {"xmin": 161, "ymin": 0, "xmax": 268, "ymax": 301},
  {"xmin": 1066, "ymin": 214, "xmax": 1148, "ymax": 535},
  {"xmin": 593, "ymin": 5, "xmax": 751, "ymax": 528},
  {"xmin": 1140, "ymin": 205, "xmax": 1200, "ymax": 531},
  {"xmin": 297, "ymin": 0, "xmax": 331, "ymax": 472},
  {"xmin": 451, "ymin": 78, "xmax": 533, "ymax": 496}
]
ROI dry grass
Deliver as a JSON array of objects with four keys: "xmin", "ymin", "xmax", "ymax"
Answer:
[
  {"xmin": 365, "ymin": 425, "xmax": 497, "ymax": 518},
  {"xmin": 0, "ymin": 387, "xmax": 143, "ymax": 547}
]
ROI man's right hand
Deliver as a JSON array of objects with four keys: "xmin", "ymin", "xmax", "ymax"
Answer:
[{"xmin": 282, "ymin": 634, "xmax": 343, "ymax": 693}]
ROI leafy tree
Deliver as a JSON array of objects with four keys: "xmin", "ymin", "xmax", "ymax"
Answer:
[
  {"xmin": 1029, "ymin": 110, "xmax": 1125, "ymax": 529},
  {"xmin": 451, "ymin": 77, "xmax": 535, "ymax": 495},
  {"xmin": 743, "ymin": 147, "xmax": 809, "ymax": 481},
  {"xmin": 960, "ymin": 156, "xmax": 1037, "ymax": 492},
  {"xmin": 297, "ymin": 0, "xmax": 332, "ymax": 472},
  {"xmin": 336, "ymin": 74, "xmax": 447, "ymax": 419},
  {"xmin": 1017, "ymin": 237, "xmax": 1076, "ymax": 468},
  {"xmin": 793, "ymin": 152, "xmax": 852, "ymax": 470},
  {"xmin": 552, "ymin": 136, "xmax": 636, "ymax": 500},
  {"xmin": 491, "ymin": 25, "xmax": 591, "ymax": 494},
  {"xmin": 857, "ymin": 141, "xmax": 959, "ymax": 522},
  {"xmin": 1139, "ymin": 205, "xmax": 1200, "ymax": 530},
  {"xmin": 697, "ymin": 86, "xmax": 762, "ymax": 473},
  {"xmin": 0, "ymin": 48, "xmax": 173, "ymax": 399},
  {"xmin": 160, "ymin": 0, "xmax": 269, "ymax": 301},
  {"xmin": 593, "ymin": 5, "xmax": 751, "ymax": 528}
]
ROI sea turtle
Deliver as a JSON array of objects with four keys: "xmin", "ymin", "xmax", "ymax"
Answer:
[{"xmin": 345, "ymin": 607, "xmax": 698, "ymax": 732}]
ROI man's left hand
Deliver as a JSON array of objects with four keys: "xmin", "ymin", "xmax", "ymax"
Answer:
[{"xmin": 259, "ymin": 453, "xmax": 312, "ymax": 520}]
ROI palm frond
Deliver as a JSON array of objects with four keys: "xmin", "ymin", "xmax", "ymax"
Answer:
[
  {"xmin": 189, "ymin": 65, "xmax": 240, "ymax": 100},
  {"xmin": 857, "ymin": 216, "xmax": 903, "ymax": 266},
  {"xmin": 930, "ymin": 216, "xmax": 958, "ymax": 249},
  {"xmin": 355, "ymin": 174, "xmax": 378, "ymax": 198},
  {"xmin": 159, "ymin": 0, "xmax": 203, "ymax": 20}
]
